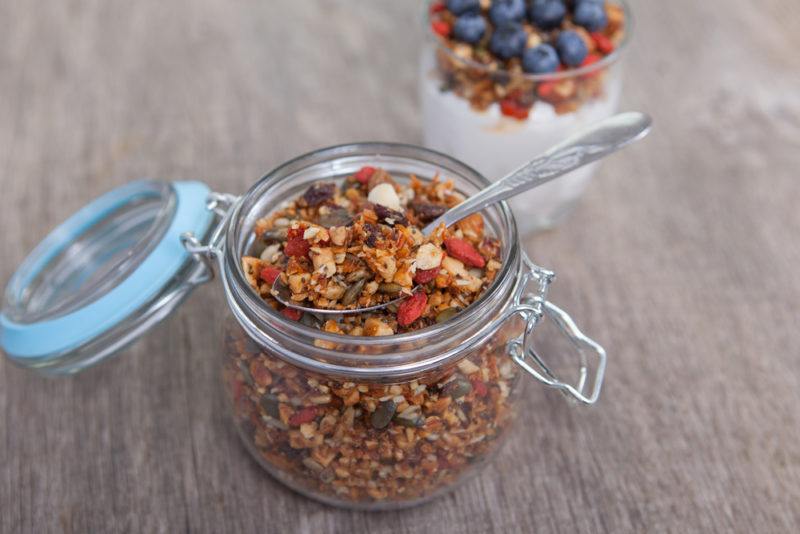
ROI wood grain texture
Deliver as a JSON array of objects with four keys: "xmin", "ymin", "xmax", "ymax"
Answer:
[{"xmin": 1, "ymin": 0, "xmax": 799, "ymax": 532}]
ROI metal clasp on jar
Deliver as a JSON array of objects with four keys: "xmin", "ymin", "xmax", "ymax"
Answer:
[
  {"xmin": 180, "ymin": 191, "xmax": 240, "ymax": 282},
  {"xmin": 504, "ymin": 253, "xmax": 607, "ymax": 405}
]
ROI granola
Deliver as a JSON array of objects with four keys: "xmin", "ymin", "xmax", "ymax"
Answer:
[
  {"xmin": 224, "ymin": 318, "xmax": 521, "ymax": 505},
  {"xmin": 428, "ymin": 0, "xmax": 627, "ymax": 118},
  {"xmin": 226, "ymin": 167, "xmax": 525, "ymax": 506},
  {"xmin": 240, "ymin": 166, "xmax": 503, "ymax": 335}
]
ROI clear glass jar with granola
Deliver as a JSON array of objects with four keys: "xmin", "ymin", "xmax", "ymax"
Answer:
[
  {"xmin": 218, "ymin": 143, "xmax": 606, "ymax": 509},
  {"xmin": 421, "ymin": 0, "xmax": 631, "ymax": 233},
  {"xmin": 1, "ymin": 142, "xmax": 606, "ymax": 510}
]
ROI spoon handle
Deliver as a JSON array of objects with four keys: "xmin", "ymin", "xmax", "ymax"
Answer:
[{"xmin": 421, "ymin": 111, "xmax": 652, "ymax": 235}]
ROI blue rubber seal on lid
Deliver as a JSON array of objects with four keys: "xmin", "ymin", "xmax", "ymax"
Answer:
[{"xmin": 0, "ymin": 181, "xmax": 213, "ymax": 359}]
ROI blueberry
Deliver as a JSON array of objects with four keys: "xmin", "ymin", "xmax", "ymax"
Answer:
[
  {"xmin": 528, "ymin": 0, "xmax": 566, "ymax": 30},
  {"xmin": 522, "ymin": 44, "xmax": 559, "ymax": 74},
  {"xmin": 488, "ymin": 0, "xmax": 526, "ymax": 25},
  {"xmin": 573, "ymin": 1, "xmax": 608, "ymax": 31},
  {"xmin": 446, "ymin": 0, "xmax": 480, "ymax": 15},
  {"xmin": 489, "ymin": 23, "xmax": 527, "ymax": 60},
  {"xmin": 453, "ymin": 13, "xmax": 487, "ymax": 44},
  {"xmin": 555, "ymin": 30, "xmax": 588, "ymax": 66}
]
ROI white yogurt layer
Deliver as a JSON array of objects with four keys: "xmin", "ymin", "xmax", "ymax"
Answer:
[{"xmin": 419, "ymin": 57, "xmax": 622, "ymax": 235}]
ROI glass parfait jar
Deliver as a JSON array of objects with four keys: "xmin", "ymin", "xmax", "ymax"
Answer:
[
  {"xmin": 420, "ymin": 0, "xmax": 632, "ymax": 234},
  {"xmin": 1, "ymin": 143, "xmax": 606, "ymax": 510}
]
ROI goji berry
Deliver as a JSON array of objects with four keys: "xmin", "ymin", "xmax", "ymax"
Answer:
[
  {"xmin": 537, "ymin": 81, "xmax": 558, "ymax": 102},
  {"xmin": 397, "ymin": 292, "xmax": 427, "ymax": 327},
  {"xmin": 354, "ymin": 166, "xmax": 375, "ymax": 185},
  {"xmin": 581, "ymin": 53, "xmax": 601, "ymax": 67},
  {"xmin": 429, "ymin": 2, "xmax": 445, "ymax": 15},
  {"xmin": 431, "ymin": 20, "xmax": 451, "ymax": 37},
  {"xmin": 288, "ymin": 406, "xmax": 317, "ymax": 426},
  {"xmin": 287, "ymin": 227, "xmax": 305, "ymax": 239},
  {"xmin": 471, "ymin": 378, "xmax": 488, "ymax": 398},
  {"xmin": 591, "ymin": 32, "xmax": 614, "ymax": 55},
  {"xmin": 259, "ymin": 266, "xmax": 281, "ymax": 286},
  {"xmin": 281, "ymin": 307, "xmax": 302, "ymax": 321},
  {"xmin": 284, "ymin": 237, "xmax": 310, "ymax": 258},
  {"xmin": 499, "ymin": 98, "xmax": 530, "ymax": 120},
  {"xmin": 444, "ymin": 238, "xmax": 485, "ymax": 268},
  {"xmin": 414, "ymin": 267, "xmax": 440, "ymax": 284}
]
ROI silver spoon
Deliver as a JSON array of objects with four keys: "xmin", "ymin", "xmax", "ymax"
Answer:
[{"xmin": 272, "ymin": 111, "xmax": 652, "ymax": 315}]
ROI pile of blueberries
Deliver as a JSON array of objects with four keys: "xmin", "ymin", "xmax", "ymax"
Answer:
[{"xmin": 446, "ymin": 0, "xmax": 610, "ymax": 74}]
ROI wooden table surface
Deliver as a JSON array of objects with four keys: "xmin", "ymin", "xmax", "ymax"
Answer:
[{"xmin": 2, "ymin": 1, "xmax": 799, "ymax": 532}]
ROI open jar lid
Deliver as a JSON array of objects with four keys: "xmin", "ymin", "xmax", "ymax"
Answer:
[{"xmin": 0, "ymin": 180, "xmax": 214, "ymax": 374}]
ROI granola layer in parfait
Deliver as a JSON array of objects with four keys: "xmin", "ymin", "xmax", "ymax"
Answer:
[{"xmin": 429, "ymin": 0, "xmax": 627, "ymax": 119}]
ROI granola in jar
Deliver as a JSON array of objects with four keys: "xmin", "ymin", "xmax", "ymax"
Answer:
[
  {"xmin": 239, "ymin": 167, "xmax": 503, "ymax": 334},
  {"xmin": 224, "ymin": 317, "xmax": 522, "ymax": 506},
  {"xmin": 224, "ymin": 166, "xmax": 523, "ymax": 507}
]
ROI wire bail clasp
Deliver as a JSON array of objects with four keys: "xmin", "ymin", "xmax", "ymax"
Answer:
[
  {"xmin": 507, "ymin": 254, "xmax": 607, "ymax": 405},
  {"xmin": 180, "ymin": 191, "xmax": 240, "ymax": 284}
]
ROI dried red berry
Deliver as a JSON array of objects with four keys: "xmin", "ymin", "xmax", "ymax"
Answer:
[
  {"xmin": 281, "ymin": 307, "xmax": 302, "ymax": 321},
  {"xmin": 429, "ymin": 2, "xmax": 446, "ymax": 15},
  {"xmin": 284, "ymin": 237, "xmax": 310, "ymax": 258},
  {"xmin": 303, "ymin": 182, "xmax": 335, "ymax": 207},
  {"xmin": 581, "ymin": 53, "xmax": 601, "ymax": 68},
  {"xmin": 397, "ymin": 292, "xmax": 427, "ymax": 327},
  {"xmin": 537, "ymin": 81, "xmax": 558, "ymax": 102},
  {"xmin": 431, "ymin": 20, "xmax": 451, "ymax": 37},
  {"xmin": 288, "ymin": 406, "xmax": 317, "ymax": 426},
  {"xmin": 287, "ymin": 227, "xmax": 305, "ymax": 239},
  {"xmin": 354, "ymin": 166, "xmax": 375, "ymax": 184},
  {"xmin": 499, "ymin": 98, "xmax": 530, "ymax": 120},
  {"xmin": 591, "ymin": 32, "xmax": 614, "ymax": 55},
  {"xmin": 471, "ymin": 378, "xmax": 488, "ymax": 398},
  {"xmin": 444, "ymin": 238, "xmax": 486, "ymax": 268},
  {"xmin": 414, "ymin": 267, "xmax": 440, "ymax": 284},
  {"xmin": 259, "ymin": 266, "xmax": 281, "ymax": 286}
]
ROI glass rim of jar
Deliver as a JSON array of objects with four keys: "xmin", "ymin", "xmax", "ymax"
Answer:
[
  {"xmin": 427, "ymin": 0, "xmax": 633, "ymax": 83},
  {"xmin": 220, "ymin": 142, "xmax": 523, "ymax": 376}
]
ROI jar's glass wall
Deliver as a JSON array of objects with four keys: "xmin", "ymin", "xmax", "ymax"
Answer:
[{"xmin": 222, "ymin": 315, "xmax": 524, "ymax": 510}]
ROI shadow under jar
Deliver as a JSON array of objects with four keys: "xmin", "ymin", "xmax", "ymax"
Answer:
[
  {"xmin": 421, "ymin": 0, "xmax": 632, "ymax": 234},
  {"xmin": 217, "ymin": 143, "xmax": 606, "ymax": 509}
]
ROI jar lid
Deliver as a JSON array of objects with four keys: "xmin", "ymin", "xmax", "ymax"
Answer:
[{"xmin": 0, "ymin": 180, "xmax": 214, "ymax": 374}]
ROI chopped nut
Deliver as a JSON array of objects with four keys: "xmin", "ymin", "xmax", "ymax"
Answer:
[{"xmin": 415, "ymin": 243, "xmax": 444, "ymax": 270}]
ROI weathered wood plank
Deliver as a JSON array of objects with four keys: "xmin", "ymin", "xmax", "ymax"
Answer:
[{"xmin": 1, "ymin": 1, "xmax": 799, "ymax": 532}]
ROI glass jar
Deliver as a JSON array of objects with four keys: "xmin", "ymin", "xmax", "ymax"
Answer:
[
  {"xmin": 1, "ymin": 143, "xmax": 605, "ymax": 510},
  {"xmin": 211, "ymin": 144, "xmax": 606, "ymax": 509},
  {"xmin": 420, "ymin": 0, "xmax": 632, "ymax": 234}
]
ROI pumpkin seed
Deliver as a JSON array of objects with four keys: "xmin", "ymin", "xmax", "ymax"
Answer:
[
  {"xmin": 342, "ymin": 279, "xmax": 366, "ymax": 306},
  {"xmin": 259, "ymin": 394, "xmax": 281, "ymax": 419},
  {"xmin": 378, "ymin": 283, "xmax": 404, "ymax": 295},
  {"xmin": 316, "ymin": 207, "xmax": 353, "ymax": 228},
  {"xmin": 261, "ymin": 228, "xmax": 288, "ymax": 243},
  {"xmin": 442, "ymin": 377, "xmax": 472, "ymax": 399},
  {"xmin": 238, "ymin": 360, "xmax": 254, "ymax": 386},
  {"xmin": 319, "ymin": 468, "xmax": 335, "ymax": 483},
  {"xmin": 435, "ymin": 307, "xmax": 460, "ymax": 323},
  {"xmin": 300, "ymin": 312, "xmax": 322, "ymax": 329},
  {"xmin": 370, "ymin": 400, "xmax": 396, "ymax": 429}
]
